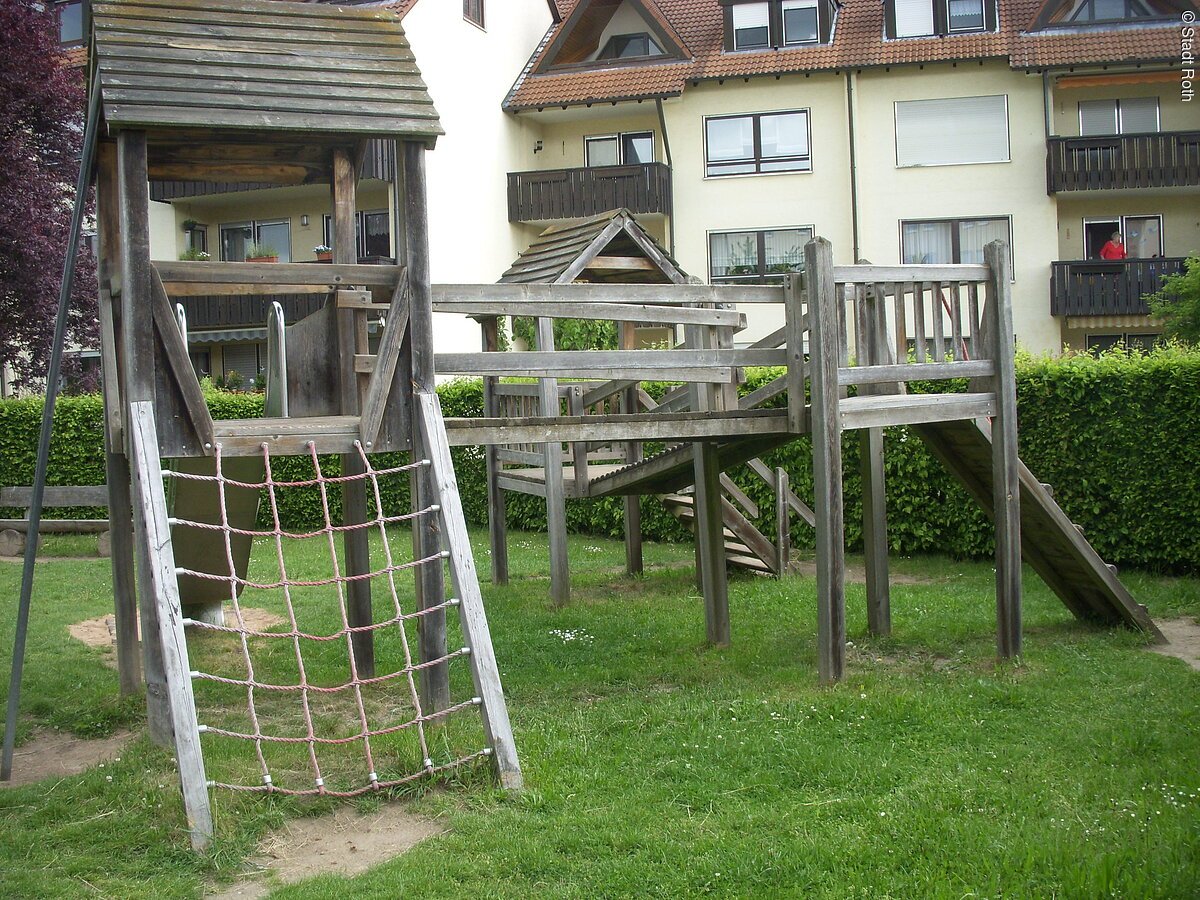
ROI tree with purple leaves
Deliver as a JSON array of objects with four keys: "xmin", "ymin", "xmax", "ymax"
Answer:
[{"xmin": 0, "ymin": 1, "xmax": 97, "ymax": 393}]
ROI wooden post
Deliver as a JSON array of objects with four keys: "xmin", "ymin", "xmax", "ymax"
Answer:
[
  {"xmin": 128, "ymin": 402, "xmax": 212, "ymax": 850},
  {"xmin": 802, "ymin": 243, "xmax": 846, "ymax": 685},
  {"xmin": 784, "ymin": 274, "xmax": 807, "ymax": 434},
  {"xmin": 117, "ymin": 130, "xmax": 172, "ymax": 740},
  {"xmin": 687, "ymin": 324, "xmax": 730, "ymax": 647},
  {"xmin": 96, "ymin": 141, "xmax": 140, "ymax": 696},
  {"xmin": 403, "ymin": 141, "xmax": 450, "ymax": 712},
  {"xmin": 619, "ymin": 321, "xmax": 643, "ymax": 576},
  {"xmin": 536, "ymin": 317, "xmax": 570, "ymax": 607},
  {"xmin": 775, "ymin": 466, "xmax": 791, "ymax": 576},
  {"xmin": 481, "ymin": 316, "xmax": 509, "ymax": 585},
  {"xmin": 985, "ymin": 241, "xmax": 1022, "ymax": 659},
  {"xmin": 858, "ymin": 284, "xmax": 891, "ymax": 637},
  {"xmin": 331, "ymin": 147, "xmax": 374, "ymax": 678}
]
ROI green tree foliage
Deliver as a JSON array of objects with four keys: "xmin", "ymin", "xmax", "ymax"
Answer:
[{"xmin": 1149, "ymin": 255, "xmax": 1200, "ymax": 345}]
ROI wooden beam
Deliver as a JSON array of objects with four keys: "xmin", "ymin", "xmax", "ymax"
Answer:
[
  {"xmin": 806, "ymin": 238, "xmax": 846, "ymax": 685},
  {"xmin": 432, "ymin": 282, "xmax": 786, "ymax": 305},
  {"xmin": 584, "ymin": 255, "xmax": 658, "ymax": 272},
  {"xmin": 155, "ymin": 260, "xmax": 402, "ymax": 286},
  {"xmin": 359, "ymin": 273, "xmax": 411, "ymax": 447},
  {"xmin": 482, "ymin": 317, "xmax": 509, "ymax": 586},
  {"xmin": 537, "ymin": 318, "xmax": 570, "ymax": 608},
  {"xmin": 832, "ymin": 264, "xmax": 987, "ymax": 283},
  {"xmin": 434, "ymin": 298, "xmax": 743, "ymax": 328}
]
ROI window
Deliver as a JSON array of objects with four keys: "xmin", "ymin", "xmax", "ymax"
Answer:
[
  {"xmin": 597, "ymin": 33, "xmax": 664, "ymax": 59},
  {"xmin": 894, "ymin": 96, "xmax": 1009, "ymax": 167},
  {"xmin": 1083, "ymin": 215, "xmax": 1162, "ymax": 258},
  {"xmin": 464, "ymin": 0, "xmax": 484, "ymax": 28},
  {"xmin": 221, "ymin": 343, "xmax": 263, "ymax": 385},
  {"xmin": 585, "ymin": 132, "xmax": 654, "ymax": 167},
  {"xmin": 1065, "ymin": 0, "xmax": 1155, "ymax": 23},
  {"xmin": 220, "ymin": 220, "xmax": 292, "ymax": 262},
  {"xmin": 1078, "ymin": 98, "xmax": 1160, "ymax": 135},
  {"xmin": 56, "ymin": 0, "xmax": 83, "ymax": 46},
  {"xmin": 706, "ymin": 111, "xmax": 811, "ymax": 176},
  {"xmin": 723, "ymin": 0, "xmax": 835, "ymax": 50},
  {"xmin": 885, "ymin": 0, "xmax": 995, "ymax": 37},
  {"xmin": 901, "ymin": 217, "xmax": 1011, "ymax": 266},
  {"xmin": 185, "ymin": 225, "xmax": 208, "ymax": 255},
  {"xmin": 710, "ymin": 227, "xmax": 813, "ymax": 283},
  {"xmin": 1086, "ymin": 333, "xmax": 1159, "ymax": 354},
  {"xmin": 322, "ymin": 210, "xmax": 392, "ymax": 259}
]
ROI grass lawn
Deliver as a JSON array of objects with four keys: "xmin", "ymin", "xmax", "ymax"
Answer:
[{"xmin": 1, "ymin": 529, "xmax": 1198, "ymax": 898}]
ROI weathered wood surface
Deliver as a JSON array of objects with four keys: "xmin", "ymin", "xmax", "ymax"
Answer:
[
  {"xmin": 416, "ymin": 393, "xmax": 522, "ymax": 790},
  {"xmin": 359, "ymin": 273, "xmax": 411, "ymax": 448},
  {"xmin": 92, "ymin": 0, "xmax": 442, "ymax": 141},
  {"xmin": 156, "ymin": 261, "xmax": 402, "ymax": 289},
  {"xmin": 435, "ymin": 348, "xmax": 784, "ymax": 378},
  {"xmin": 832, "ymin": 264, "xmax": 988, "ymax": 283},
  {"xmin": 775, "ymin": 467, "xmax": 791, "ymax": 577},
  {"xmin": 482, "ymin": 317, "xmax": 509, "ymax": 586},
  {"xmin": 837, "ymin": 360, "xmax": 994, "ymax": 386},
  {"xmin": 806, "ymin": 239, "xmax": 847, "ymax": 685},
  {"xmin": 433, "ymin": 298, "xmax": 743, "ymax": 328},
  {"xmin": 438, "ymin": 282, "xmax": 785, "ymax": 305},
  {"xmin": 127, "ymin": 401, "xmax": 212, "ymax": 850},
  {"xmin": 839, "ymin": 393, "xmax": 995, "ymax": 431},
  {"xmin": 536, "ymin": 318, "xmax": 570, "ymax": 608}
]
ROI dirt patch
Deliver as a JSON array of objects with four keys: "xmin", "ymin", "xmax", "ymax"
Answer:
[
  {"xmin": 0, "ymin": 729, "xmax": 136, "ymax": 788},
  {"xmin": 69, "ymin": 607, "xmax": 285, "ymax": 666},
  {"xmin": 1149, "ymin": 617, "xmax": 1200, "ymax": 672},
  {"xmin": 206, "ymin": 804, "xmax": 445, "ymax": 898},
  {"xmin": 787, "ymin": 560, "xmax": 936, "ymax": 585}
]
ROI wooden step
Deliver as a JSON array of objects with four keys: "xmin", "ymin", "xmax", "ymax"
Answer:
[{"xmin": 840, "ymin": 392, "xmax": 995, "ymax": 431}]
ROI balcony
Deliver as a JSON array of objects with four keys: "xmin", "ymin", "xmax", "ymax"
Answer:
[
  {"xmin": 1050, "ymin": 257, "xmax": 1186, "ymax": 317},
  {"xmin": 507, "ymin": 162, "xmax": 671, "ymax": 223},
  {"xmin": 1047, "ymin": 131, "xmax": 1200, "ymax": 193}
]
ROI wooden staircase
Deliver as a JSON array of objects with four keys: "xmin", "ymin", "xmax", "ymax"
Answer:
[{"xmin": 661, "ymin": 490, "xmax": 779, "ymax": 575}]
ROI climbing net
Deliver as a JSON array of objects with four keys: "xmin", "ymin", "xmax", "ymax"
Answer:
[{"xmin": 165, "ymin": 441, "xmax": 491, "ymax": 797}]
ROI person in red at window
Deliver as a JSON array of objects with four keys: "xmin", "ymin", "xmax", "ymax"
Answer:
[{"xmin": 1099, "ymin": 232, "xmax": 1127, "ymax": 260}]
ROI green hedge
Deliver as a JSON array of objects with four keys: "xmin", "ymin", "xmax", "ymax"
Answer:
[{"xmin": 2, "ymin": 347, "xmax": 1197, "ymax": 572}]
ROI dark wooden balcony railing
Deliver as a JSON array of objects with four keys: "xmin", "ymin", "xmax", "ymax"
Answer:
[
  {"xmin": 1050, "ymin": 257, "xmax": 1186, "ymax": 317},
  {"xmin": 1047, "ymin": 131, "xmax": 1200, "ymax": 193},
  {"xmin": 507, "ymin": 162, "xmax": 671, "ymax": 222}
]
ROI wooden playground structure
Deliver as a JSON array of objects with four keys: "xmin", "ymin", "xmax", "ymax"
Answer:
[{"xmin": 2, "ymin": 0, "xmax": 1164, "ymax": 852}]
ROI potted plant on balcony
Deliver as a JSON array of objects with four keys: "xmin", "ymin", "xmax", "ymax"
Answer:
[
  {"xmin": 313, "ymin": 243, "xmax": 333, "ymax": 263},
  {"xmin": 245, "ymin": 242, "xmax": 278, "ymax": 263},
  {"xmin": 179, "ymin": 248, "xmax": 210, "ymax": 261},
  {"xmin": 181, "ymin": 218, "xmax": 201, "ymax": 233}
]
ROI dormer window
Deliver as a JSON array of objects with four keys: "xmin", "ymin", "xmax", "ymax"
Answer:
[
  {"xmin": 597, "ymin": 32, "xmax": 664, "ymax": 59},
  {"xmin": 57, "ymin": 0, "xmax": 84, "ymax": 46},
  {"xmin": 722, "ymin": 0, "xmax": 836, "ymax": 50},
  {"xmin": 885, "ymin": 0, "xmax": 996, "ymax": 37},
  {"xmin": 1065, "ymin": 0, "xmax": 1155, "ymax": 22},
  {"xmin": 1028, "ymin": 0, "xmax": 1173, "ymax": 29}
]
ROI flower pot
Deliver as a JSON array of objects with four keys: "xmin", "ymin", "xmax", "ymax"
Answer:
[
  {"xmin": 315, "ymin": 251, "xmax": 333, "ymax": 262},
  {"xmin": 246, "ymin": 255, "xmax": 278, "ymax": 263}
]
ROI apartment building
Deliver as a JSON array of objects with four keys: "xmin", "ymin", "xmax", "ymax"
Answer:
[
  {"xmin": 504, "ymin": 0, "xmax": 1198, "ymax": 353},
  {"xmin": 55, "ymin": 0, "xmax": 1197, "ymax": 377}
]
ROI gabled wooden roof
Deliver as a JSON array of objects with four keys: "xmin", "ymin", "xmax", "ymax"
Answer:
[
  {"xmin": 500, "ymin": 209, "xmax": 687, "ymax": 285},
  {"xmin": 91, "ymin": 0, "xmax": 442, "ymax": 143}
]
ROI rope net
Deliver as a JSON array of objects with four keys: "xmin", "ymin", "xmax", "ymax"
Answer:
[{"xmin": 166, "ymin": 441, "xmax": 492, "ymax": 797}]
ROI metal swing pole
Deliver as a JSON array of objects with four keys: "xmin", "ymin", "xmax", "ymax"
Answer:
[{"xmin": 2, "ymin": 78, "xmax": 101, "ymax": 781}]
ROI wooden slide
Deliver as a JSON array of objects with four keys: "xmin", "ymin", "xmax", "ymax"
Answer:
[{"xmin": 913, "ymin": 418, "xmax": 1164, "ymax": 640}]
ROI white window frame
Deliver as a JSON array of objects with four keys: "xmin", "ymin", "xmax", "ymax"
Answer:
[
  {"xmin": 898, "ymin": 215, "xmax": 1014, "ymax": 273},
  {"xmin": 584, "ymin": 131, "xmax": 655, "ymax": 167},
  {"xmin": 1082, "ymin": 214, "xmax": 1164, "ymax": 258},
  {"xmin": 1077, "ymin": 97, "xmax": 1161, "ymax": 136},
  {"xmin": 732, "ymin": 2, "xmax": 771, "ymax": 50}
]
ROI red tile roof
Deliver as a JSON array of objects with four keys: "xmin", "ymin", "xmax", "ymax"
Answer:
[{"xmin": 506, "ymin": 0, "xmax": 1181, "ymax": 109}]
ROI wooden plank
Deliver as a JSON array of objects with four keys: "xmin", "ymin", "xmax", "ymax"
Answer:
[
  {"xmin": 359, "ymin": 273, "xmax": 411, "ymax": 447},
  {"xmin": 786, "ymin": 273, "xmax": 807, "ymax": 434},
  {"xmin": 481, "ymin": 318, "xmax": 508, "ymax": 586},
  {"xmin": 155, "ymin": 261, "xmax": 402, "ymax": 287},
  {"xmin": 693, "ymin": 442, "xmax": 730, "ymax": 647},
  {"xmin": 0, "ymin": 486, "xmax": 110, "ymax": 507},
  {"xmin": 861, "ymin": 427, "xmax": 891, "ymax": 636},
  {"xmin": 619, "ymin": 320, "xmax": 643, "ymax": 577},
  {"xmin": 840, "ymin": 393, "xmax": 996, "ymax": 430},
  {"xmin": 150, "ymin": 272, "xmax": 215, "ymax": 452},
  {"xmin": 536, "ymin": 318, "xmax": 570, "ymax": 608},
  {"xmin": 930, "ymin": 282, "xmax": 946, "ymax": 362},
  {"xmin": 584, "ymin": 255, "xmax": 658, "ymax": 271},
  {"xmin": 438, "ymin": 359, "xmax": 735, "ymax": 384},
  {"xmin": 837, "ymin": 360, "xmax": 995, "ymax": 386},
  {"xmin": 444, "ymin": 408, "xmax": 790, "ymax": 447},
  {"xmin": 434, "ymin": 282, "xmax": 784, "ymax": 305},
  {"xmin": 719, "ymin": 473, "xmax": 759, "ymax": 520},
  {"xmin": 433, "ymin": 299, "xmax": 742, "ymax": 328},
  {"xmin": 436, "ymin": 348, "xmax": 780, "ymax": 374},
  {"xmin": 775, "ymin": 467, "xmax": 791, "ymax": 577},
  {"xmin": 416, "ymin": 392, "xmax": 523, "ymax": 790},
  {"xmin": 0, "ymin": 519, "xmax": 110, "ymax": 534},
  {"xmin": 986, "ymin": 241, "xmax": 1022, "ymax": 659},
  {"xmin": 833, "ymin": 264, "xmax": 988, "ymax": 283},
  {"xmin": 127, "ymin": 401, "xmax": 212, "ymax": 850},
  {"xmin": 806, "ymin": 238, "xmax": 846, "ymax": 685}
]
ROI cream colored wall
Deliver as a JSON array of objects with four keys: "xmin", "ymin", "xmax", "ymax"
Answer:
[
  {"xmin": 664, "ymin": 74, "xmax": 853, "ymax": 344},
  {"xmin": 854, "ymin": 62, "xmax": 1061, "ymax": 353},
  {"xmin": 535, "ymin": 111, "xmax": 663, "ymax": 168},
  {"xmin": 403, "ymin": 0, "xmax": 552, "ymax": 354},
  {"xmin": 1051, "ymin": 78, "xmax": 1200, "ymax": 136},
  {"xmin": 162, "ymin": 183, "xmax": 390, "ymax": 264},
  {"xmin": 148, "ymin": 200, "xmax": 176, "ymax": 261},
  {"xmin": 1055, "ymin": 194, "xmax": 1200, "ymax": 259}
]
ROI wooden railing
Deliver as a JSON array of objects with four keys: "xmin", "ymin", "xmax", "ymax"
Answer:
[
  {"xmin": 1047, "ymin": 131, "xmax": 1200, "ymax": 192},
  {"xmin": 506, "ymin": 162, "xmax": 671, "ymax": 222},
  {"xmin": 1049, "ymin": 257, "xmax": 1185, "ymax": 317}
]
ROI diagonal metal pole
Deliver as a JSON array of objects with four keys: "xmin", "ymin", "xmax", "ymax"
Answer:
[{"xmin": 2, "ymin": 79, "xmax": 101, "ymax": 781}]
